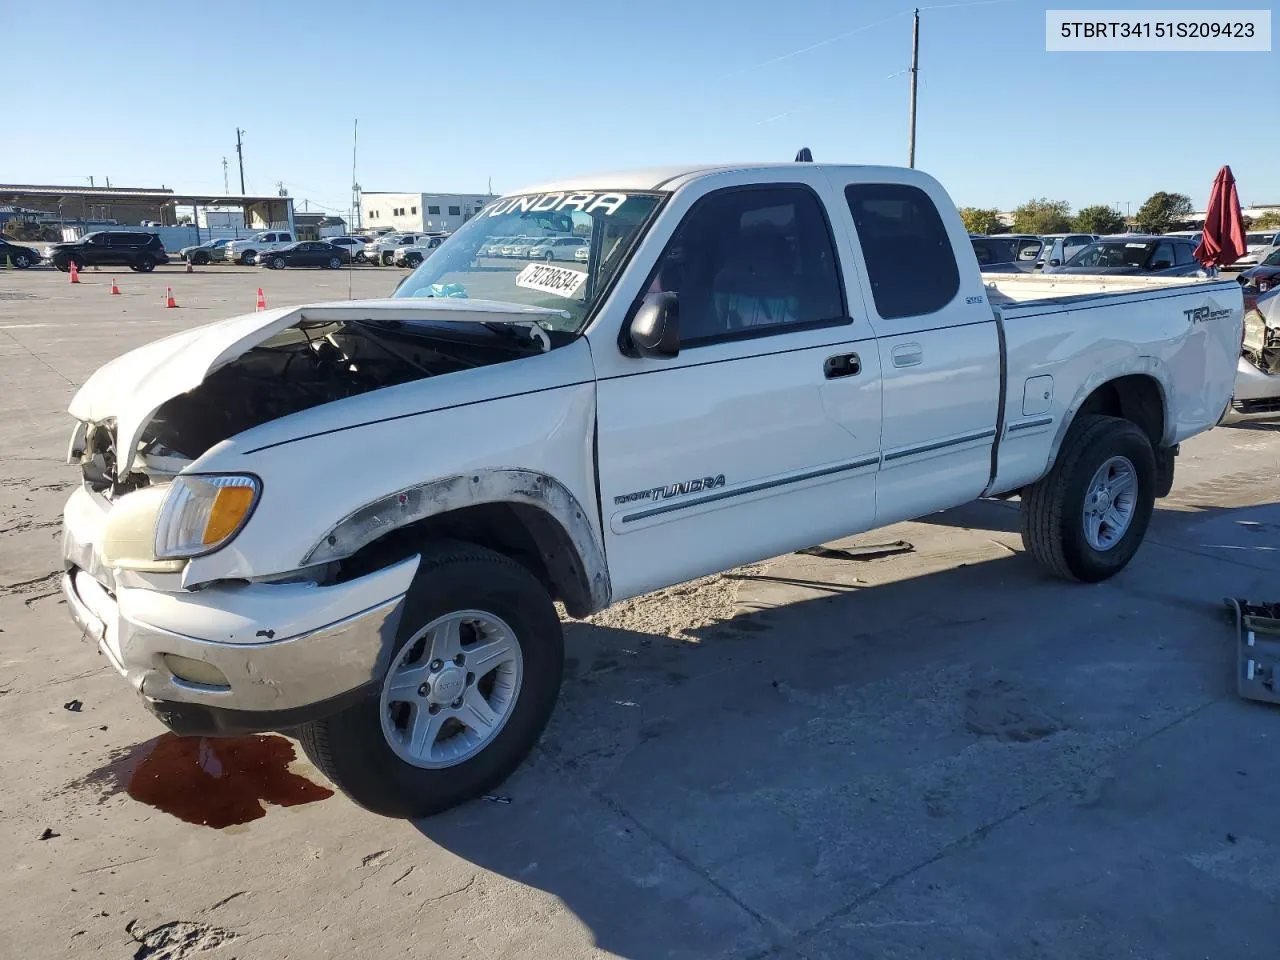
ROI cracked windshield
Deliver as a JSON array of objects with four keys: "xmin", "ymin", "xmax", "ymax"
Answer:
[{"xmin": 392, "ymin": 191, "xmax": 663, "ymax": 333}]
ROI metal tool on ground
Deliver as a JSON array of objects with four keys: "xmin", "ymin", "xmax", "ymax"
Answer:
[
  {"xmin": 795, "ymin": 541, "xmax": 915, "ymax": 561},
  {"xmin": 256, "ymin": 287, "xmax": 266, "ymax": 311},
  {"xmin": 165, "ymin": 287, "xmax": 177, "ymax": 309},
  {"xmin": 69, "ymin": 261, "xmax": 80, "ymax": 284},
  {"xmin": 110, "ymin": 278, "xmax": 120, "ymax": 295},
  {"xmin": 1225, "ymin": 598, "xmax": 1280, "ymax": 704}
]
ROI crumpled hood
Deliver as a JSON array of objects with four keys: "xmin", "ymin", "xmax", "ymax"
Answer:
[{"xmin": 68, "ymin": 298, "xmax": 562, "ymax": 477}]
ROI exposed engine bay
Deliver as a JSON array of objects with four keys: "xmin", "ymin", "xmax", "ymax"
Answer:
[
  {"xmin": 1242, "ymin": 307, "xmax": 1280, "ymax": 376},
  {"xmin": 80, "ymin": 318, "xmax": 551, "ymax": 494}
]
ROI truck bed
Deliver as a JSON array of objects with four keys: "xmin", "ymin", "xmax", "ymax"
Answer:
[{"xmin": 984, "ymin": 273, "xmax": 1239, "ymax": 314}]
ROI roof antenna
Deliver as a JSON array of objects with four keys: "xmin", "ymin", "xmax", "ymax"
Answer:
[{"xmin": 795, "ymin": 147, "xmax": 814, "ymax": 162}]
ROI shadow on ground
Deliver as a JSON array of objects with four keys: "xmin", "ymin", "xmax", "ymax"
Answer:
[{"xmin": 412, "ymin": 500, "xmax": 1280, "ymax": 959}]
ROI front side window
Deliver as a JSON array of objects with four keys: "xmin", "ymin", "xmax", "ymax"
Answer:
[
  {"xmin": 645, "ymin": 186, "xmax": 844, "ymax": 344},
  {"xmin": 1066, "ymin": 241, "xmax": 1154, "ymax": 268},
  {"xmin": 1174, "ymin": 242, "xmax": 1195, "ymax": 265},
  {"xmin": 845, "ymin": 183, "xmax": 959, "ymax": 320},
  {"xmin": 394, "ymin": 189, "xmax": 663, "ymax": 335}
]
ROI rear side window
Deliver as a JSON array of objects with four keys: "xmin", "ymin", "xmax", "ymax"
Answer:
[
  {"xmin": 279, "ymin": 234, "xmax": 292, "ymax": 242},
  {"xmin": 646, "ymin": 185, "xmax": 845, "ymax": 345},
  {"xmin": 844, "ymin": 183, "xmax": 959, "ymax": 320},
  {"xmin": 1174, "ymin": 242, "xmax": 1195, "ymax": 266}
]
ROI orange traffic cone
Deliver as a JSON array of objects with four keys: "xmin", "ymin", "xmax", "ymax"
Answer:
[
  {"xmin": 255, "ymin": 288, "xmax": 266, "ymax": 311},
  {"xmin": 165, "ymin": 287, "xmax": 177, "ymax": 309},
  {"xmin": 186, "ymin": 258, "xmax": 194, "ymax": 273},
  {"xmin": 69, "ymin": 261, "xmax": 80, "ymax": 283},
  {"xmin": 110, "ymin": 278, "xmax": 120, "ymax": 295}
]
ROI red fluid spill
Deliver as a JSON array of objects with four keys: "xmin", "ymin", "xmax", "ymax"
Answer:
[{"xmin": 114, "ymin": 734, "xmax": 332, "ymax": 828}]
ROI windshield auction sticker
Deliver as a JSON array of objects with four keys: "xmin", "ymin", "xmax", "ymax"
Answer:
[
  {"xmin": 1046, "ymin": 10, "xmax": 1270, "ymax": 50},
  {"xmin": 515, "ymin": 263, "xmax": 588, "ymax": 299}
]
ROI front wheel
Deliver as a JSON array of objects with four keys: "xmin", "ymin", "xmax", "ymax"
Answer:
[
  {"xmin": 12, "ymin": 253, "xmax": 31, "ymax": 268},
  {"xmin": 1019, "ymin": 414, "xmax": 1155, "ymax": 582},
  {"xmin": 298, "ymin": 542, "xmax": 564, "ymax": 818},
  {"xmin": 193, "ymin": 251, "xmax": 211, "ymax": 266},
  {"xmin": 271, "ymin": 255, "xmax": 286, "ymax": 270}
]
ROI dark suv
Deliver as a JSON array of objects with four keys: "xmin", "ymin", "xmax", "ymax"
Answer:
[{"xmin": 47, "ymin": 231, "xmax": 170, "ymax": 272}]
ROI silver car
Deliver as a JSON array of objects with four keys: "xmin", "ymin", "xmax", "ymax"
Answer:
[{"xmin": 528, "ymin": 236, "xmax": 588, "ymax": 262}]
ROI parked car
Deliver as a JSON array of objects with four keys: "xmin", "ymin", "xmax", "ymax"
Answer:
[
  {"xmin": 59, "ymin": 162, "xmax": 1243, "ymax": 818},
  {"xmin": 574, "ymin": 244, "xmax": 589, "ymax": 263},
  {"xmin": 0, "ymin": 236, "xmax": 41, "ymax": 268},
  {"xmin": 502, "ymin": 236, "xmax": 543, "ymax": 258},
  {"xmin": 970, "ymin": 236, "xmax": 1029, "ymax": 273},
  {"xmin": 527, "ymin": 236, "xmax": 588, "ymax": 262},
  {"xmin": 1037, "ymin": 233, "xmax": 1099, "ymax": 270},
  {"xmin": 45, "ymin": 231, "xmax": 169, "ymax": 272},
  {"xmin": 325, "ymin": 237, "xmax": 368, "ymax": 261},
  {"xmin": 1234, "ymin": 232, "xmax": 1279, "ymax": 267},
  {"xmin": 367, "ymin": 233, "xmax": 431, "ymax": 266},
  {"xmin": 224, "ymin": 231, "xmax": 296, "ymax": 265},
  {"xmin": 1238, "ymin": 246, "xmax": 1280, "ymax": 293},
  {"xmin": 179, "ymin": 238, "xmax": 232, "ymax": 265},
  {"xmin": 259, "ymin": 241, "xmax": 351, "ymax": 270},
  {"xmin": 393, "ymin": 235, "xmax": 447, "ymax": 268},
  {"xmin": 1223, "ymin": 286, "xmax": 1280, "ymax": 422},
  {"xmin": 478, "ymin": 239, "xmax": 508, "ymax": 257},
  {"xmin": 1044, "ymin": 236, "xmax": 1205, "ymax": 277}
]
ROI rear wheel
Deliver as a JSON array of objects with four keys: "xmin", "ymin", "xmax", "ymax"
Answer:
[
  {"xmin": 135, "ymin": 255, "xmax": 155, "ymax": 272},
  {"xmin": 1019, "ymin": 414, "xmax": 1155, "ymax": 582},
  {"xmin": 12, "ymin": 253, "xmax": 31, "ymax": 268},
  {"xmin": 328, "ymin": 256, "xmax": 342, "ymax": 269},
  {"xmin": 298, "ymin": 543, "xmax": 564, "ymax": 818}
]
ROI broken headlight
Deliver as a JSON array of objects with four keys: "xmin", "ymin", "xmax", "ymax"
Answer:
[{"xmin": 154, "ymin": 475, "xmax": 261, "ymax": 559}]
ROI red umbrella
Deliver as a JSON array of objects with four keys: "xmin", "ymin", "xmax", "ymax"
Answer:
[{"xmin": 1194, "ymin": 165, "xmax": 1247, "ymax": 268}]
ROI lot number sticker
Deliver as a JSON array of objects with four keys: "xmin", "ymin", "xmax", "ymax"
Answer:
[{"xmin": 515, "ymin": 263, "xmax": 588, "ymax": 299}]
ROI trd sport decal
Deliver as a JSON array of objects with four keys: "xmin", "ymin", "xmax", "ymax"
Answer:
[{"xmin": 614, "ymin": 475, "xmax": 726, "ymax": 506}]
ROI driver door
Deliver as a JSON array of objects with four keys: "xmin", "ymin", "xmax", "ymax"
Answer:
[{"xmin": 592, "ymin": 179, "xmax": 884, "ymax": 602}]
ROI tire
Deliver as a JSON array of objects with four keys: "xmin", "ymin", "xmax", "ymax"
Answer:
[
  {"xmin": 241, "ymin": 251, "xmax": 257, "ymax": 265},
  {"xmin": 271, "ymin": 255, "xmax": 286, "ymax": 270},
  {"xmin": 67, "ymin": 257, "xmax": 84, "ymax": 272},
  {"xmin": 298, "ymin": 542, "xmax": 564, "ymax": 818},
  {"xmin": 328, "ymin": 257, "xmax": 342, "ymax": 270},
  {"xmin": 543, "ymin": 251, "xmax": 554, "ymax": 262},
  {"xmin": 1019, "ymin": 414, "xmax": 1155, "ymax": 583},
  {"xmin": 382, "ymin": 253, "xmax": 393, "ymax": 266},
  {"xmin": 193, "ymin": 251, "xmax": 211, "ymax": 266},
  {"xmin": 134, "ymin": 255, "xmax": 155, "ymax": 273},
  {"xmin": 405, "ymin": 254, "xmax": 422, "ymax": 268},
  {"xmin": 53, "ymin": 259, "xmax": 69, "ymax": 272},
  {"xmin": 12, "ymin": 253, "xmax": 31, "ymax": 269}
]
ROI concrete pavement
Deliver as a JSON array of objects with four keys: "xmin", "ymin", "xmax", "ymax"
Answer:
[{"xmin": 1, "ymin": 265, "xmax": 1278, "ymax": 959}]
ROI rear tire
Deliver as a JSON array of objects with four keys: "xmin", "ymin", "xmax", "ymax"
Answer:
[
  {"xmin": 328, "ymin": 257, "xmax": 342, "ymax": 269},
  {"xmin": 1019, "ymin": 414, "xmax": 1155, "ymax": 582},
  {"xmin": 135, "ymin": 255, "xmax": 155, "ymax": 272},
  {"xmin": 298, "ymin": 542, "xmax": 564, "ymax": 819}
]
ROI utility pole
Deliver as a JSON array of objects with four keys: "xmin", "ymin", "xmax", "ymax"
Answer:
[
  {"xmin": 351, "ymin": 118, "xmax": 361, "ymax": 232},
  {"xmin": 907, "ymin": 8, "xmax": 920, "ymax": 168},
  {"xmin": 222, "ymin": 157, "xmax": 229, "ymax": 194},
  {"xmin": 105, "ymin": 176, "xmax": 111, "ymax": 188},
  {"xmin": 235, "ymin": 128, "xmax": 246, "ymax": 194},
  {"xmin": 87, "ymin": 176, "xmax": 94, "ymax": 188}
]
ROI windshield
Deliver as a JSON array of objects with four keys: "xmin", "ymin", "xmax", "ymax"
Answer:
[
  {"xmin": 1066, "ymin": 241, "xmax": 1155, "ymax": 269},
  {"xmin": 392, "ymin": 190, "xmax": 664, "ymax": 334},
  {"xmin": 1263, "ymin": 248, "xmax": 1280, "ymax": 267}
]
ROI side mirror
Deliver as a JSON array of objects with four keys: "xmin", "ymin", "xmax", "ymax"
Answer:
[
  {"xmin": 1049, "ymin": 258, "xmax": 1062, "ymax": 267},
  {"xmin": 628, "ymin": 292, "xmax": 680, "ymax": 358}
]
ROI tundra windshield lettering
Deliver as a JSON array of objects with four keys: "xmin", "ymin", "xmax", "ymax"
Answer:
[{"xmin": 392, "ymin": 190, "xmax": 664, "ymax": 333}]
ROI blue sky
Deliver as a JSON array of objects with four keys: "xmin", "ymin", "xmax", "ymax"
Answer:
[{"xmin": 4, "ymin": 1, "xmax": 1275, "ymax": 215}]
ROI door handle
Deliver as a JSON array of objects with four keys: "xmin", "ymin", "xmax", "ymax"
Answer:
[
  {"xmin": 823, "ymin": 353, "xmax": 861, "ymax": 379},
  {"xmin": 892, "ymin": 343, "xmax": 923, "ymax": 368}
]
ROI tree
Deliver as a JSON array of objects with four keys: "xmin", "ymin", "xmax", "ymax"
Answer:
[
  {"xmin": 1072, "ymin": 205, "xmax": 1125, "ymax": 235},
  {"xmin": 958, "ymin": 207, "xmax": 1004, "ymax": 235},
  {"xmin": 176, "ymin": 214, "xmax": 193, "ymax": 225},
  {"xmin": 1134, "ymin": 191, "xmax": 1194, "ymax": 234},
  {"xmin": 1253, "ymin": 210, "xmax": 1280, "ymax": 230},
  {"xmin": 1012, "ymin": 198, "xmax": 1072, "ymax": 234}
]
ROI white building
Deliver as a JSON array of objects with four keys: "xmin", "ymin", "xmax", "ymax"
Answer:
[{"xmin": 360, "ymin": 192, "xmax": 496, "ymax": 234}]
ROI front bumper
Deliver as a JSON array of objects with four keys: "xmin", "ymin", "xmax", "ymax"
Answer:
[
  {"xmin": 62, "ymin": 486, "xmax": 420, "ymax": 735},
  {"xmin": 1221, "ymin": 356, "xmax": 1280, "ymax": 423}
]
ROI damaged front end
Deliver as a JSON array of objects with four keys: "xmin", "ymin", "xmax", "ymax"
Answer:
[
  {"xmin": 1229, "ymin": 291, "xmax": 1280, "ymax": 421},
  {"xmin": 68, "ymin": 300, "xmax": 560, "ymax": 498}
]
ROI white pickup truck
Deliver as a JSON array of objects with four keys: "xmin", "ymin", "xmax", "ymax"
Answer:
[
  {"xmin": 223, "ymin": 230, "xmax": 295, "ymax": 265},
  {"xmin": 60, "ymin": 163, "xmax": 1243, "ymax": 818}
]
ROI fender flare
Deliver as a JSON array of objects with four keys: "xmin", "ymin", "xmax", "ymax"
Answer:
[
  {"xmin": 302, "ymin": 469, "xmax": 611, "ymax": 614},
  {"xmin": 1046, "ymin": 358, "xmax": 1173, "ymax": 467}
]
